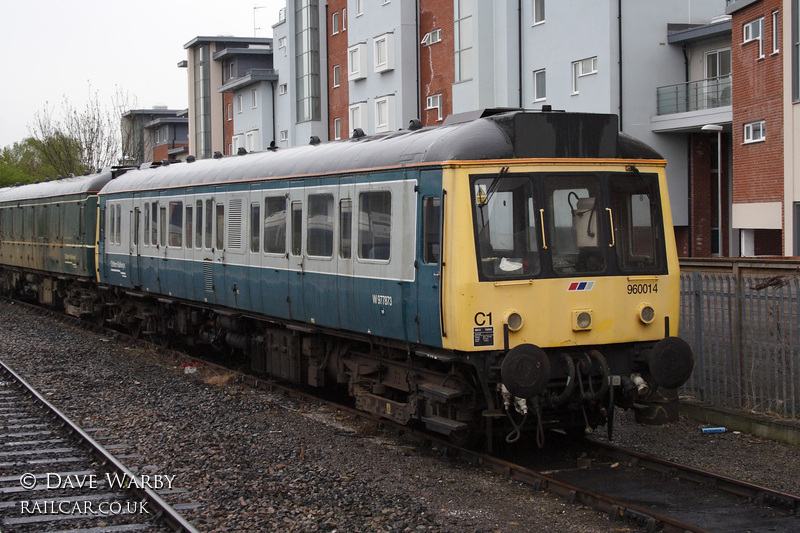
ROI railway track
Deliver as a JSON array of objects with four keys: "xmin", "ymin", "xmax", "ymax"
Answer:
[
  {"xmin": 8, "ymin": 297, "xmax": 800, "ymax": 532},
  {"xmin": 0, "ymin": 358, "xmax": 199, "ymax": 533}
]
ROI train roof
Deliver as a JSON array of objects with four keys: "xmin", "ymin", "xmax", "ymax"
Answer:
[
  {"xmin": 0, "ymin": 170, "xmax": 114, "ymax": 203},
  {"xmin": 99, "ymin": 110, "xmax": 664, "ymax": 195}
]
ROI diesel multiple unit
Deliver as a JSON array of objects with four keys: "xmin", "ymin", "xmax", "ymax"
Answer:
[{"xmin": 0, "ymin": 110, "xmax": 694, "ymax": 448}]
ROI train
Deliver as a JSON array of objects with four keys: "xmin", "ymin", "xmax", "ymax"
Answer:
[{"xmin": 0, "ymin": 109, "xmax": 694, "ymax": 449}]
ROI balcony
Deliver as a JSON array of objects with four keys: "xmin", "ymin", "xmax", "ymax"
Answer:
[{"xmin": 657, "ymin": 75, "xmax": 731, "ymax": 115}]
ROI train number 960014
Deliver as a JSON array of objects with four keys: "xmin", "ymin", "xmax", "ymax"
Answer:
[{"xmin": 627, "ymin": 283, "xmax": 658, "ymax": 295}]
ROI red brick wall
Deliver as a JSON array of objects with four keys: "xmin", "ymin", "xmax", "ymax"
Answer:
[
  {"xmin": 223, "ymin": 93, "xmax": 233, "ymax": 155},
  {"xmin": 731, "ymin": 0, "xmax": 783, "ymax": 254},
  {"xmin": 153, "ymin": 143, "xmax": 188, "ymax": 163},
  {"xmin": 690, "ymin": 133, "xmax": 730, "ymax": 257},
  {"xmin": 419, "ymin": 0, "xmax": 453, "ymax": 126},
  {"xmin": 328, "ymin": 0, "xmax": 349, "ymax": 139}
]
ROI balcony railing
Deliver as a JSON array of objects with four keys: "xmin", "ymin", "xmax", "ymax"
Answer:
[{"xmin": 656, "ymin": 75, "xmax": 731, "ymax": 115}]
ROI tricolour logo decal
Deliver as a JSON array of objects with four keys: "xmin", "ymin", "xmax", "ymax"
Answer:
[{"xmin": 567, "ymin": 281, "xmax": 595, "ymax": 291}]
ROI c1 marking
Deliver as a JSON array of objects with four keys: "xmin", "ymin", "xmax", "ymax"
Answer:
[{"xmin": 475, "ymin": 312, "xmax": 492, "ymax": 326}]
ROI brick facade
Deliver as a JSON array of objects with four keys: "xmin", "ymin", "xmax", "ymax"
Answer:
[
  {"xmin": 731, "ymin": 0, "xmax": 784, "ymax": 255},
  {"xmin": 327, "ymin": 0, "xmax": 349, "ymax": 139},
  {"xmin": 419, "ymin": 0, "xmax": 453, "ymax": 126},
  {"xmin": 689, "ymin": 133, "xmax": 730, "ymax": 257},
  {"xmin": 223, "ymin": 93, "xmax": 233, "ymax": 154}
]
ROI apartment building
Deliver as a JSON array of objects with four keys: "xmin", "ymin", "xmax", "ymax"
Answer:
[
  {"xmin": 727, "ymin": 0, "xmax": 786, "ymax": 255},
  {"xmin": 186, "ymin": 1, "xmax": 800, "ymax": 257},
  {"xmin": 182, "ymin": 36, "xmax": 275, "ymax": 158}
]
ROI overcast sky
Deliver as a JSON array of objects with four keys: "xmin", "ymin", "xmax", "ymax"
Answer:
[{"xmin": 0, "ymin": 0, "xmax": 282, "ymax": 149}]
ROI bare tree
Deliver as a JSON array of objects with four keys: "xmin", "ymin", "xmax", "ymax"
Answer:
[{"xmin": 29, "ymin": 87, "xmax": 121, "ymax": 177}]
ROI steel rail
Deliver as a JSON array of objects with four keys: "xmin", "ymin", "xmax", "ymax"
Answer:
[{"xmin": 0, "ymin": 359, "xmax": 200, "ymax": 533}]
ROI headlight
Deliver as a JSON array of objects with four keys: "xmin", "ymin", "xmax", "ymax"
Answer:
[
  {"xmin": 506, "ymin": 311, "xmax": 523, "ymax": 332},
  {"xmin": 638, "ymin": 304, "xmax": 656, "ymax": 324},
  {"xmin": 572, "ymin": 309, "xmax": 593, "ymax": 330}
]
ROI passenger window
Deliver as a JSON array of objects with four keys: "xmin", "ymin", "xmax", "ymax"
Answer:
[
  {"xmin": 358, "ymin": 191, "xmax": 391, "ymax": 261},
  {"xmin": 144, "ymin": 203, "xmax": 150, "ymax": 247},
  {"xmin": 250, "ymin": 203, "xmax": 261, "ymax": 253},
  {"xmin": 168, "ymin": 201, "xmax": 183, "ymax": 247},
  {"xmin": 307, "ymin": 194, "xmax": 334, "ymax": 257},
  {"xmin": 264, "ymin": 196, "xmax": 287, "ymax": 254},
  {"xmin": 215, "ymin": 204, "xmax": 224, "ymax": 250},
  {"xmin": 115, "ymin": 204, "xmax": 122, "ymax": 245},
  {"xmin": 339, "ymin": 199, "xmax": 352, "ymax": 259},
  {"xmin": 195, "ymin": 200, "xmax": 203, "ymax": 249},
  {"xmin": 185, "ymin": 205, "xmax": 193, "ymax": 249},
  {"xmin": 133, "ymin": 208, "xmax": 140, "ymax": 246},
  {"xmin": 151, "ymin": 203, "xmax": 159, "ymax": 246},
  {"xmin": 159, "ymin": 206, "xmax": 166, "ymax": 247},
  {"xmin": 291, "ymin": 201, "xmax": 302, "ymax": 256},
  {"xmin": 205, "ymin": 200, "xmax": 213, "ymax": 249},
  {"xmin": 422, "ymin": 196, "xmax": 440, "ymax": 264}
]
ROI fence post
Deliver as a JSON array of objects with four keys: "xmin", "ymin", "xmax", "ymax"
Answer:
[{"xmin": 693, "ymin": 270, "xmax": 706, "ymax": 401}]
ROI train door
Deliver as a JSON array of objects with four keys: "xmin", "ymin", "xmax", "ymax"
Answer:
[
  {"xmin": 287, "ymin": 182, "xmax": 305, "ymax": 321},
  {"xmin": 301, "ymin": 180, "xmax": 339, "ymax": 328},
  {"xmin": 211, "ymin": 190, "xmax": 228, "ymax": 308},
  {"xmin": 261, "ymin": 187, "xmax": 291, "ymax": 319},
  {"xmin": 416, "ymin": 170, "xmax": 443, "ymax": 346},
  {"xmin": 138, "ymin": 197, "xmax": 160, "ymax": 294},
  {"xmin": 247, "ymin": 187, "xmax": 264, "ymax": 315},
  {"xmin": 336, "ymin": 179, "xmax": 355, "ymax": 331},
  {"xmin": 221, "ymin": 190, "xmax": 248, "ymax": 310},
  {"xmin": 161, "ymin": 193, "xmax": 187, "ymax": 299},
  {"xmin": 129, "ymin": 200, "xmax": 141, "ymax": 288}
]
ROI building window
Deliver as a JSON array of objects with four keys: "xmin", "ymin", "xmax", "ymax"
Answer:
[
  {"xmin": 349, "ymin": 102, "xmax": 366, "ymax": 133},
  {"xmin": 533, "ymin": 0, "xmax": 545, "ymax": 25},
  {"xmin": 279, "ymin": 36, "xmax": 287, "ymax": 48},
  {"xmin": 374, "ymin": 33, "xmax": 394, "ymax": 73},
  {"xmin": 744, "ymin": 120, "xmax": 766, "ymax": 143},
  {"xmin": 356, "ymin": 0, "xmax": 363, "ymax": 16},
  {"xmin": 252, "ymin": 89, "xmax": 258, "ymax": 109},
  {"xmin": 348, "ymin": 43, "xmax": 367, "ymax": 81},
  {"xmin": 227, "ymin": 103, "xmax": 232, "ymax": 121},
  {"xmin": 334, "ymin": 118, "xmax": 341, "ymax": 140},
  {"xmin": 280, "ymin": 130, "xmax": 288, "ymax": 142},
  {"xmin": 426, "ymin": 94, "xmax": 443, "ymax": 121},
  {"xmin": 744, "ymin": 17, "xmax": 764, "ymax": 58},
  {"xmin": 333, "ymin": 65, "xmax": 340, "ymax": 87},
  {"xmin": 421, "ymin": 29, "xmax": 441, "ymax": 46},
  {"xmin": 533, "ymin": 69, "xmax": 546, "ymax": 101},
  {"xmin": 342, "ymin": 8, "xmax": 346, "ymax": 30},
  {"xmin": 229, "ymin": 62, "xmax": 235, "ymax": 80},
  {"xmin": 571, "ymin": 56, "xmax": 597, "ymax": 94},
  {"xmin": 454, "ymin": 0, "xmax": 473, "ymax": 82},
  {"xmin": 773, "ymin": 10, "xmax": 780, "ymax": 54},
  {"xmin": 237, "ymin": 94, "xmax": 243, "ymax": 113},
  {"xmin": 332, "ymin": 11, "xmax": 339, "ymax": 34},
  {"xmin": 374, "ymin": 95, "xmax": 395, "ymax": 133},
  {"xmin": 279, "ymin": 83, "xmax": 288, "ymax": 95}
]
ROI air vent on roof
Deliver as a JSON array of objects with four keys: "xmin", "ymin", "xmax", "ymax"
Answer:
[
  {"xmin": 352, "ymin": 128, "xmax": 365, "ymax": 138},
  {"xmin": 408, "ymin": 119, "xmax": 422, "ymax": 131},
  {"xmin": 237, "ymin": 147, "xmax": 247, "ymax": 155},
  {"xmin": 310, "ymin": 136, "xmax": 321, "ymax": 145},
  {"xmin": 214, "ymin": 151, "xmax": 223, "ymax": 159},
  {"xmin": 187, "ymin": 155, "xmax": 196, "ymax": 163}
]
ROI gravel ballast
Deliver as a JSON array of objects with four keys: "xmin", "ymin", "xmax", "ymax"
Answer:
[{"xmin": 1, "ymin": 302, "xmax": 798, "ymax": 532}]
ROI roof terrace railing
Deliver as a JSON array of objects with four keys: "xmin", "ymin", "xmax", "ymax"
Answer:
[{"xmin": 656, "ymin": 75, "xmax": 731, "ymax": 115}]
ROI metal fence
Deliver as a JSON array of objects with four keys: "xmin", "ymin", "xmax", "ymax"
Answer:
[{"xmin": 679, "ymin": 259, "xmax": 800, "ymax": 419}]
